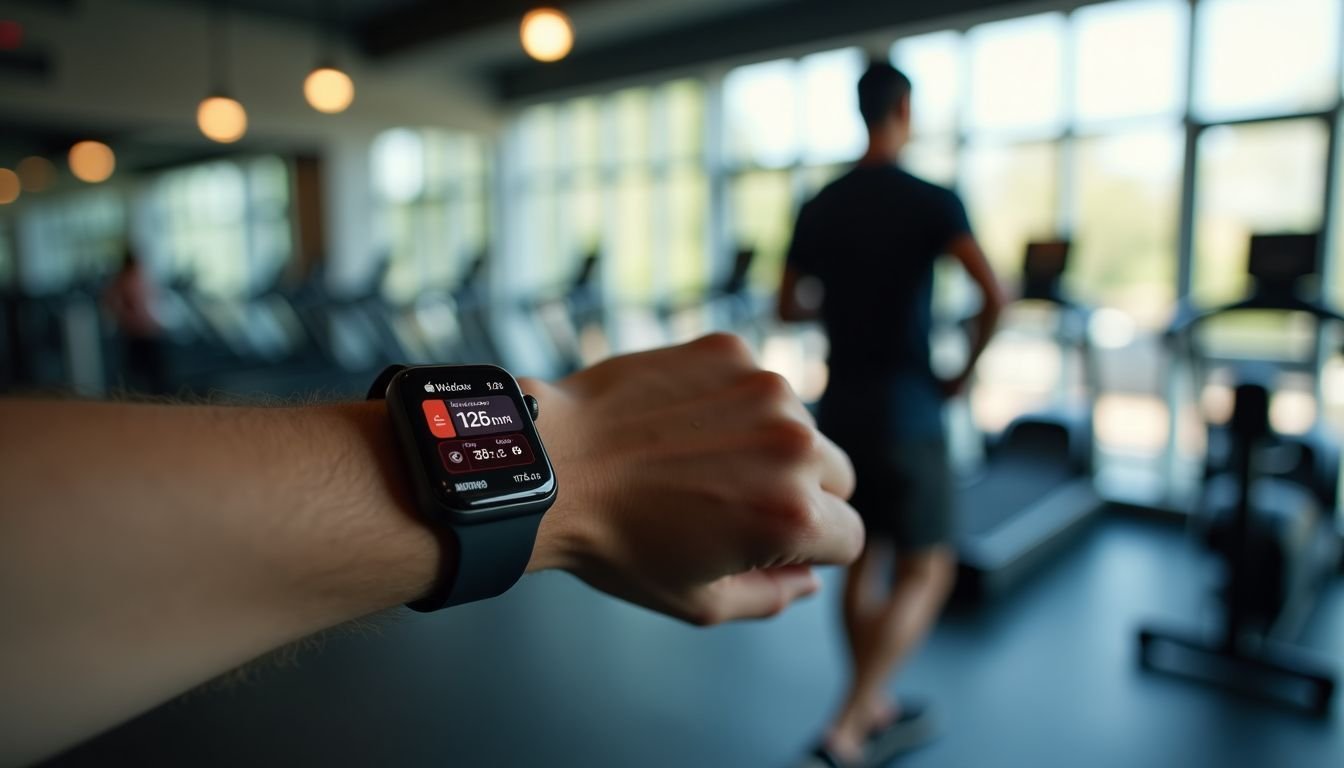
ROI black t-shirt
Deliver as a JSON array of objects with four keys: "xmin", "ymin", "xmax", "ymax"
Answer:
[{"xmin": 786, "ymin": 163, "xmax": 971, "ymax": 440}]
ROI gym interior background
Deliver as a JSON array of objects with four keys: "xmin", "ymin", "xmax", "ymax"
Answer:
[{"xmin": 3, "ymin": 0, "xmax": 1344, "ymax": 765}]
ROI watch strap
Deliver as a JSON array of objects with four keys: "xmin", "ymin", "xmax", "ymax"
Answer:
[
  {"xmin": 406, "ymin": 511, "xmax": 544, "ymax": 611},
  {"xmin": 366, "ymin": 364, "xmax": 407, "ymax": 400}
]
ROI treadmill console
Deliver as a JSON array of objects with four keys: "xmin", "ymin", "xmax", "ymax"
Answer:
[
  {"xmin": 1248, "ymin": 233, "xmax": 1319, "ymax": 288},
  {"xmin": 1022, "ymin": 240, "xmax": 1072, "ymax": 303}
]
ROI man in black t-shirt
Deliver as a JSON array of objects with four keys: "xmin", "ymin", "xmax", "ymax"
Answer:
[{"xmin": 779, "ymin": 62, "xmax": 1005, "ymax": 767}]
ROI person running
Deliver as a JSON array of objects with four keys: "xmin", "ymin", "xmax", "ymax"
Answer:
[{"xmin": 778, "ymin": 61, "xmax": 1005, "ymax": 767}]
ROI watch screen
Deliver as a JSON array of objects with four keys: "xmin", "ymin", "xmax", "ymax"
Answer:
[{"xmin": 394, "ymin": 365, "xmax": 555, "ymax": 513}]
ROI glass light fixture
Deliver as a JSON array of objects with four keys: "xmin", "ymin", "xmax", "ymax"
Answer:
[
  {"xmin": 68, "ymin": 141, "xmax": 116, "ymax": 184},
  {"xmin": 197, "ymin": 95, "xmax": 248, "ymax": 143},
  {"xmin": 520, "ymin": 8, "xmax": 573, "ymax": 63},
  {"xmin": 304, "ymin": 65, "xmax": 355, "ymax": 114},
  {"xmin": 199, "ymin": 4, "xmax": 248, "ymax": 143}
]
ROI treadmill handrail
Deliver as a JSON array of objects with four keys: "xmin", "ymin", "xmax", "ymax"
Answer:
[{"xmin": 1167, "ymin": 292, "xmax": 1344, "ymax": 338}]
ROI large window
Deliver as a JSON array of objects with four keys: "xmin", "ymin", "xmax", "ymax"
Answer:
[
  {"xmin": 722, "ymin": 50, "xmax": 867, "ymax": 292},
  {"xmin": 372, "ymin": 129, "xmax": 489, "ymax": 302},
  {"xmin": 893, "ymin": 31, "xmax": 963, "ymax": 186},
  {"xmin": 1192, "ymin": 119, "xmax": 1329, "ymax": 306},
  {"xmin": 893, "ymin": 31, "xmax": 962, "ymax": 137},
  {"xmin": 145, "ymin": 156, "xmax": 291, "ymax": 298},
  {"xmin": 965, "ymin": 14, "xmax": 1067, "ymax": 138},
  {"xmin": 502, "ymin": 79, "xmax": 713, "ymax": 358},
  {"xmin": 729, "ymin": 169, "xmax": 794, "ymax": 290},
  {"xmin": 961, "ymin": 141, "xmax": 1060, "ymax": 276},
  {"xmin": 1194, "ymin": 0, "xmax": 1340, "ymax": 121},
  {"xmin": 22, "ymin": 189, "xmax": 126, "ymax": 294},
  {"xmin": 724, "ymin": 59, "xmax": 799, "ymax": 170},
  {"xmin": 1073, "ymin": 0, "xmax": 1188, "ymax": 128},
  {"xmin": 799, "ymin": 48, "xmax": 867, "ymax": 165},
  {"xmin": 1071, "ymin": 129, "xmax": 1182, "ymax": 325}
]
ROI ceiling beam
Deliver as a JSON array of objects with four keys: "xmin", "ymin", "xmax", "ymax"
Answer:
[{"xmin": 493, "ymin": 0, "xmax": 1028, "ymax": 101}]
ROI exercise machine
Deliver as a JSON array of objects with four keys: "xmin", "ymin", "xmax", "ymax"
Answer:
[
  {"xmin": 955, "ymin": 240, "xmax": 1103, "ymax": 600},
  {"xmin": 526, "ymin": 251, "xmax": 604, "ymax": 376},
  {"xmin": 656, "ymin": 246, "xmax": 768, "ymax": 344},
  {"xmin": 1137, "ymin": 233, "xmax": 1341, "ymax": 716}
]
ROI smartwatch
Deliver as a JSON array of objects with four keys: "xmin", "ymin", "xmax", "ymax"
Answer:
[{"xmin": 368, "ymin": 364, "xmax": 557, "ymax": 611}]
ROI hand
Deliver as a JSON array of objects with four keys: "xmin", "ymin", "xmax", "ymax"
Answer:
[{"xmin": 525, "ymin": 334, "xmax": 864, "ymax": 626}]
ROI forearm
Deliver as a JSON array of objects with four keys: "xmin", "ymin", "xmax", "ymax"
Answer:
[
  {"xmin": 0, "ymin": 400, "xmax": 438, "ymax": 766},
  {"xmin": 964, "ymin": 303, "xmax": 1001, "ymax": 373},
  {"xmin": 0, "ymin": 336, "xmax": 863, "ymax": 764}
]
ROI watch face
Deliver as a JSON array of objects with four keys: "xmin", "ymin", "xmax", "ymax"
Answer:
[{"xmin": 392, "ymin": 365, "xmax": 555, "ymax": 518}]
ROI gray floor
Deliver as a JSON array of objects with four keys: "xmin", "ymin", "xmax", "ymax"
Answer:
[{"xmin": 46, "ymin": 515, "xmax": 1344, "ymax": 767}]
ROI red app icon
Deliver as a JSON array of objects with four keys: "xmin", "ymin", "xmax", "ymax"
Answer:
[{"xmin": 422, "ymin": 400, "xmax": 456, "ymax": 439}]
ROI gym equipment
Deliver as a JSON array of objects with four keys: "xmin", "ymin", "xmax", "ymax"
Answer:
[
  {"xmin": 657, "ymin": 247, "xmax": 767, "ymax": 343},
  {"xmin": 1137, "ymin": 233, "xmax": 1341, "ymax": 716},
  {"xmin": 955, "ymin": 240, "xmax": 1102, "ymax": 600},
  {"xmin": 527, "ymin": 251, "xmax": 604, "ymax": 376},
  {"xmin": 446, "ymin": 251, "xmax": 504, "ymax": 365}
]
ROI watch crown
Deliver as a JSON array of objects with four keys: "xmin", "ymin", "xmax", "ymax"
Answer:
[{"xmin": 524, "ymin": 394, "xmax": 540, "ymax": 422}]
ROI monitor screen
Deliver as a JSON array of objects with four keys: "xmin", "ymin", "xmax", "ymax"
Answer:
[
  {"xmin": 1022, "ymin": 240, "xmax": 1071, "ymax": 301},
  {"xmin": 1248, "ymin": 233, "xmax": 1319, "ymax": 283}
]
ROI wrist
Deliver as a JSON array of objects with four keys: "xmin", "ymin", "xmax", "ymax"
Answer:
[
  {"xmin": 518, "ymin": 377, "xmax": 602, "ymax": 576},
  {"xmin": 294, "ymin": 402, "xmax": 440, "ymax": 613}
]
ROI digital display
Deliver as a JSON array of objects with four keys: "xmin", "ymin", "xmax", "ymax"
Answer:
[
  {"xmin": 445, "ymin": 395, "xmax": 523, "ymax": 437},
  {"xmin": 439, "ymin": 433, "xmax": 536, "ymax": 474},
  {"xmin": 391, "ymin": 365, "xmax": 554, "ymax": 516},
  {"xmin": 1249, "ymin": 233, "xmax": 1318, "ymax": 282}
]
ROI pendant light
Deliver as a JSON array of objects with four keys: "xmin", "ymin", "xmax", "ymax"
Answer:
[
  {"xmin": 0, "ymin": 167, "xmax": 19, "ymax": 205},
  {"xmin": 520, "ymin": 7, "xmax": 573, "ymax": 63},
  {"xmin": 68, "ymin": 141, "xmax": 116, "ymax": 184},
  {"xmin": 304, "ymin": 0, "xmax": 354, "ymax": 114},
  {"xmin": 197, "ymin": 2, "xmax": 248, "ymax": 144}
]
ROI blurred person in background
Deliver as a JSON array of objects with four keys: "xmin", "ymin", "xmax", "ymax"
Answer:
[
  {"xmin": 778, "ymin": 61, "xmax": 1005, "ymax": 767},
  {"xmin": 102, "ymin": 247, "xmax": 167, "ymax": 395}
]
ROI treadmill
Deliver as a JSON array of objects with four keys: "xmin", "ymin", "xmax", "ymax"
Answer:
[
  {"xmin": 954, "ymin": 240, "xmax": 1103, "ymax": 601},
  {"xmin": 1136, "ymin": 232, "xmax": 1341, "ymax": 715}
]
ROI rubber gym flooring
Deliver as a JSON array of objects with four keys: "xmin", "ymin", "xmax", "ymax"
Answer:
[{"xmin": 44, "ymin": 514, "xmax": 1344, "ymax": 768}]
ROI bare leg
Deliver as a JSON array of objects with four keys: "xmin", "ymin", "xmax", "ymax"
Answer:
[
  {"xmin": 842, "ymin": 541, "xmax": 890, "ymax": 661},
  {"xmin": 827, "ymin": 545, "xmax": 956, "ymax": 760}
]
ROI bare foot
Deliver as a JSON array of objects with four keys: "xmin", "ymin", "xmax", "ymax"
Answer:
[
  {"xmin": 866, "ymin": 695, "xmax": 900, "ymax": 731},
  {"xmin": 825, "ymin": 723, "xmax": 867, "ymax": 765}
]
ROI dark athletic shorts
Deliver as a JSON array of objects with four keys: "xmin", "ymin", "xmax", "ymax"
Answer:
[{"xmin": 833, "ymin": 436, "xmax": 954, "ymax": 553}]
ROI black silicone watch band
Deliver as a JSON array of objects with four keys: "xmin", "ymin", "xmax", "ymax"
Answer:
[
  {"xmin": 368, "ymin": 364, "xmax": 547, "ymax": 612},
  {"xmin": 406, "ymin": 512, "xmax": 544, "ymax": 611}
]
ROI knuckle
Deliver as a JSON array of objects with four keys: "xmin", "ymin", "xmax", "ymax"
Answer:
[
  {"xmin": 755, "ymin": 491, "xmax": 817, "ymax": 545},
  {"xmin": 695, "ymin": 332, "xmax": 752, "ymax": 362},
  {"xmin": 758, "ymin": 418, "xmax": 818, "ymax": 463},
  {"xmin": 742, "ymin": 369, "xmax": 795, "ymax": 403},
  {"xmin": 759, "ymin": 585, "xmax": 791, "ymax": 619}
]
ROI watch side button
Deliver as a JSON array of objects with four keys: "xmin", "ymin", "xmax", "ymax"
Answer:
[{"xmin": 524, "ymin": 394, "xmax": 540, "ymax": 422}]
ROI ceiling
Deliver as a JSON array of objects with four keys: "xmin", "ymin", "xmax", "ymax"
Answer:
[
  {"xmin": 0, "ymin": 0, "xmax": 1030, "ymax": 174},
  {"xmin": 148, "ymin": 0, "xmax": 794, "ymax": 64},
  {"xmin": 145, "ymin": 0, "xmax": 1027, "ymax": 97}
]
